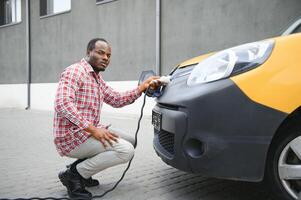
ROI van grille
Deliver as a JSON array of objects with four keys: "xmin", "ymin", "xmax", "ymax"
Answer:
[
  {"xmin": 158, "ymin": 130, "xmax": 175, "ymax": 155},
  {"xmin": 157, "ymin": 103, "xmax": 179, "ymax": 110}
]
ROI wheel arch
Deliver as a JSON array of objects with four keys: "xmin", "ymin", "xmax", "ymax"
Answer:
[{"xmin": 264, "ymin": 106, "xmax": 301, "ymax": 176}]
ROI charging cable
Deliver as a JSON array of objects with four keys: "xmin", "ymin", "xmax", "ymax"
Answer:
[
  {"xmin": 6, "ymin": 75, "xmax": 172, "ymax": 200},
  {"xmin": 5, "ymin": 86, "xmax": 150, "ymax": 200},
  {"xmin": 94, "ymin": 76, "xmax": 170, "ymax": 198},
  {"xmin": 92, "ymin": 86, "xmax": 148, "ymax": 199}
]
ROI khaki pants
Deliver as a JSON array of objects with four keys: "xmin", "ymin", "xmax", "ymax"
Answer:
[{"xmin": 66, "ymin": 127, "xmax": 135, "ymax": 179}]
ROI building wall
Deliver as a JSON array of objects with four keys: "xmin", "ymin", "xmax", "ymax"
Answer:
[
  {"xmin": 0, "ymin": 2, "xmax": 27, "ymax": 84},
  {"xmin": 161, "ymin": 0, "xmax": 301, "ymax": 75},
  {"xmin": 0, "ymin": 0, "xmax": 300, "ymax": 113},
  {"xmin": 30, "ymin": 0, "xmax": 156, "ymax": 83}
]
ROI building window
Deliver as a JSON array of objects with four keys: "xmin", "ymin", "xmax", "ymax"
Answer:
[
  {"xmin": 96, "ymin": 0, "xmax": 118, "ymax": 5},
  {"xmin": 40, "ymin": 0, "xmax": 71, "ymax": 17},
  {"xmin": 0, "ymin": 0, "xmax": 21, "ymax": 27}
]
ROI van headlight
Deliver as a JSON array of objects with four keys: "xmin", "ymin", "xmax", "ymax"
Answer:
[{"xmin": 187, "ymin": 40, "xmax": 274, "ymax": 86}]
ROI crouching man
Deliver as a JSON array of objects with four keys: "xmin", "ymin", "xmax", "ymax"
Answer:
[{"xmin": 53, "ymin": 38, "xmax": 159, "ymax": 199}]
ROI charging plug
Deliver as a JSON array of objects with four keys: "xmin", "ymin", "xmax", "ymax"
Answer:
[
  {"xmin": 158, "ymin": 75, "xmax": 171, "ymax": 85},
  {"xmin": 147, "ymin": 75, "xmax": 171, "ymax": 97},
  {"xmin": 151, "ymin": 75, "xmax": 171, "ymax": 86}
]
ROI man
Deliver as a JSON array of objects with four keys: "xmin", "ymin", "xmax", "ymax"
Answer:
[{"xmin": 53, "ymin": 38, "xmax": 160, "ymax": 199}]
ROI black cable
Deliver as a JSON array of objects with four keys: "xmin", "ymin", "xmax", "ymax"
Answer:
[
  {"xmin": 2, "ymin": 89, "xmax": 149, "ymax": 200},
  {"xmin": 92, "ymin": 89, "xmax": 148, "ymax": 199}
]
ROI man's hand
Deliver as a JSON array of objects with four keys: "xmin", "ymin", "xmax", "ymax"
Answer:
[
  {"xmin": 138, "ymin": 76, "xmax": 161, "ymax": 94},
  {"xmin": 85, "ymin": 124, "xmax": 119, "ymax": 148}
]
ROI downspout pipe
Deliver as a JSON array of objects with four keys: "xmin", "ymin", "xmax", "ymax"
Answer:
[
  {"xmin": 155, "ymin": 0, "xmax": 161, "ymax": 76},
  {"xmin": 25, "ymin": 0, "xmax": 31, "ymax": 110}
]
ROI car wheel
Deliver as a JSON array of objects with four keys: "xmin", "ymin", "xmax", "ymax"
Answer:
[{"xmin": 266, "ymin": 126, "xmax": 301, "ymax": 200}]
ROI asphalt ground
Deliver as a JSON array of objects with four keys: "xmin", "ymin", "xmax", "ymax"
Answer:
[{"xmin": 0, "ymin": 108, "xmax": 275, "ymax": 200}]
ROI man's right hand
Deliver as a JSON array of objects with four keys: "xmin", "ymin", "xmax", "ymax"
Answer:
[
  {"xmin": 138, "ymin": 76, "xmax": 161, "ymax": 94},
  {"xmin": 85, "ymin": 124, "xmax": 119, "ymax": 148}
]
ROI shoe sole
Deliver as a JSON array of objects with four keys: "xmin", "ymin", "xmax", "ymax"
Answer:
[{"xmin": 68, "ymin": 191, "xmax": 92, "ymax": 200}]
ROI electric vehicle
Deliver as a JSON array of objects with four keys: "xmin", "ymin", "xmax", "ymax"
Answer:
[{"xmin": 152, "ymin": 18, "xmax": 301, "ymax": 200}]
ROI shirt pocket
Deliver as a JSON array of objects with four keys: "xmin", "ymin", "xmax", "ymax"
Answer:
[{"xmin": 76, "ymin": 83, "xmax": 95, "ymax": 108}]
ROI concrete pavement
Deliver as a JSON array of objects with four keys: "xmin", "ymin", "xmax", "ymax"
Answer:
[{"xmin": 0, "ymin": 108, "xmax": 275, "ymax": 200}]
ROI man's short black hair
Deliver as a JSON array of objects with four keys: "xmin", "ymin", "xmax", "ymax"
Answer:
[{"xmin": 86, "ymin": 38, "xmax": 108, "ymax": 53}]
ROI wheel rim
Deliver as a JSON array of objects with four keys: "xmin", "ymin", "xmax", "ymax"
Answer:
[{"xmin": 278, "ymin": 136, "xmax": 301, "ymax": 199}]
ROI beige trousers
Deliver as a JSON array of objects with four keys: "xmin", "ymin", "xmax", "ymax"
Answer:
[{"xmin": 66, "ymin": 127, "xmax": 135, "ymax": 179}]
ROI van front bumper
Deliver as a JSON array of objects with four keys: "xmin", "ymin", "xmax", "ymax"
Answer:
[{"xmin": 152, "ymin": 79, "xmax": 287, "ymax": 182}]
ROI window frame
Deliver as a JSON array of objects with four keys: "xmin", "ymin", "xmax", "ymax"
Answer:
[
  {"xmin": 292, "ymin": 24, "xmax": 301, "ymax": 34},
  {"xmin": 39, "ymin": 0, "xmax": 71, "ymax": 19},
  {"xmin": 0, "ymin": 0, "xmax": 22, "ymax": 28},
  {"xmin": 281, "ymin": 17, "xmax": 301, "ymax": 36},
  {"xmin": 96, "ymin": 0, "xmax": 118, "ymax": 5},
  {"xmin": 0, "ymin": 21, "xmax": 21, "ymax": 28}
]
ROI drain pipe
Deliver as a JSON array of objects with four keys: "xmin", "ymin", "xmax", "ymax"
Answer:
[
  {"xmin": 25, "ymin": 0, "xmax": 31, "ymax": 110},
  {"xmin": 155, "ymin": 0, "xmax": 161, "ymax": 76}
]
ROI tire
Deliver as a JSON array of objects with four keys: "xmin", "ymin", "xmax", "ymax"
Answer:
[{"xmin": 266, "ymin": 124, "xmax": 301, "ymax": 200}]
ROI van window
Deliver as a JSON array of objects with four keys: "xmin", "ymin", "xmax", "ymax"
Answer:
[{"xmin": 292, "ymin": 24, "xmax": 301, "ymax": 34}]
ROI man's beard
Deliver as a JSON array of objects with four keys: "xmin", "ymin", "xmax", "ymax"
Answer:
[{"xmin": 92, "ymin": 65, "xmax": 106, "ymax": 73}]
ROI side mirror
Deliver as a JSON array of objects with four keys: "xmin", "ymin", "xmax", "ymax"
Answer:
[{"xmin": 138, "ymin": 70, "xmax": 156, "ymax": 85}]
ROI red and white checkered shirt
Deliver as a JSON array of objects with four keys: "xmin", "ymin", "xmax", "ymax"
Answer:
[{"xmin": 53, "ymin": 59, "xmax": 141, "ymax": 156}]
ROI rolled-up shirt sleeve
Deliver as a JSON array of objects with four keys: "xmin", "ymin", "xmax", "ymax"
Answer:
[
  {"xmin": 102, "ymin": 81, "xmax": 141, "ymax": 108},
  {"xmin": 54, "ymin": 67, "xmax": 89, "ymax": 130}
]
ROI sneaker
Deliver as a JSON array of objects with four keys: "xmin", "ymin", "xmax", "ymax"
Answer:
[
  {"xmin": 58, "ymin": 169, "xmax": 92, "ymax": 200},
  {"xmin": 66, "ymin": 163, "xmax": 99, "ymax": 187},
  {"xmin": 83, "ymin": 177, "xmax": 99, "ymax": 187}
]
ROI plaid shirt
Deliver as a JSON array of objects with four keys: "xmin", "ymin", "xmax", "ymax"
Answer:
[{"xmin": 53, "ymin": 59, "xmax": 141, "ymax": 156}]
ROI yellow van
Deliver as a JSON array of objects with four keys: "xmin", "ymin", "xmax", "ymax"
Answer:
[{"xmin": 152, "ymin": 18, "xmax": 301, "ymax": 200}]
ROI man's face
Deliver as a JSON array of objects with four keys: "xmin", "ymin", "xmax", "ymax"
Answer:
[{"xmin": 87, "ymin": 40, "xmax": 111, "ymax": 73}]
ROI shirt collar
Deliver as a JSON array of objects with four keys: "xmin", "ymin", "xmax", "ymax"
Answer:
[
  {"xmin": 80, "ymin": 58, "xmax": 95, "ymax": 73},
  {"xmin": 80, "ymin": 58, "xmax": 103, "ymax": 83}
]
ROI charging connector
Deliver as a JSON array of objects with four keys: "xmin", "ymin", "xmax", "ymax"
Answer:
[
  {"xmin": 151, "ymin": 75, "xmax": 171, "ymax": 85},
  {"xmin": 147, "ymin": 76, "xmax": 171, "ymax": 97}
]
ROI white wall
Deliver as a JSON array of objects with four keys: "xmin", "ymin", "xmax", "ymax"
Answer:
[
  {"xmin": 0, "ymin": 84, "xmax": 27, "ymax": 109},
  {"xmin": 0, "ymin": 81, "xmax": 156, "ymax": 116}
]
